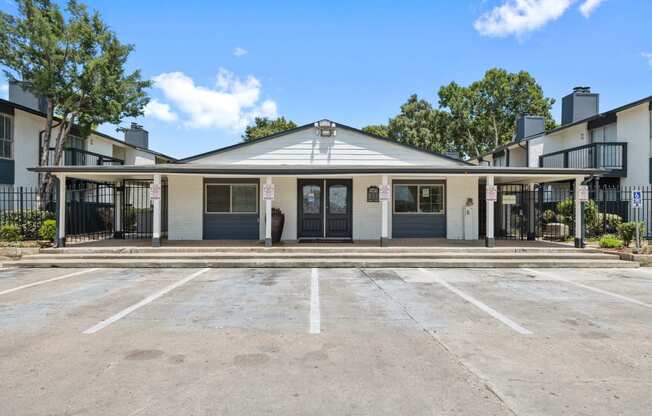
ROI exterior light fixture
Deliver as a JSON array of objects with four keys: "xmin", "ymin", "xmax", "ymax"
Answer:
[{"xmin": 315, "ymin": 119, "xmax": 337, "ymax": 137}]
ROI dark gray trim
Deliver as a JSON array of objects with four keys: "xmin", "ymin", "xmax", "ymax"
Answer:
[
  {"xmin": 0, "ymin": 159, "xmax": 15, "ymax": 184},
  {"xmin": 179, "ymin": 120, "xmax": 472, "ymax": 166},
  {"xmin": 28, "ymin": 164, "xmax": 604, "ymax": 176},
  {"xmin": 587, "ymin": 112, "xmax": 617, "ymax": 130},
  {"xmin": 0, "ymin": 101, "xmax": 15, "ymax": 116}
]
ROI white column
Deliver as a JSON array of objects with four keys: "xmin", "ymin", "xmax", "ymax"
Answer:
[
  {"xmin": 485, "ymin": 175, "xmax": 495, "ymax": 247},
  {"xmin": 574, "ymin": 177, "xmax": 583, "ymax": 248},
  {"xmin": 57, "ymin": 174, "xmax": 66, "ymax": 247},
  {"xmin": 152, "ymin": 174, "xmax": 162, "ymax": 247},
  {"xmin": 265, "ymin": 176, "xmax": 273, "ymax": 247},
  {"xmin": 381, "ymin": 175, "xmax": 389, "ymax": 246}
]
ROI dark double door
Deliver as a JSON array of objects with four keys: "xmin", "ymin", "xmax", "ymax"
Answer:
[{"xmin": 298, "ymin": 179, "xmax": 352, "ymax": 240}]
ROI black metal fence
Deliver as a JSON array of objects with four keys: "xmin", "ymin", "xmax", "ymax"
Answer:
[
  {"xmin": 539, "ymin": 142, "xmax": 627, "ymax": 176},
  {"xmin": 0, "ymin": 179, "xmax": 168, "ymax": 244},
  {"xmin": 588, "ymin": 185, "xmax": 652, "ymax": 239}
]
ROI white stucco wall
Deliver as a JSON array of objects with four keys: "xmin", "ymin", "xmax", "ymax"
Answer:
[
  {"xmin": 167, "ymin": 175, "xmax": 203, "ymax": 240},
  {"xmin": 508, "ymin": 145, "xmax": 527, "ymax": 167},
  {"xmin": 266, "ymin": 177, "xmax": 297, "ymax": 241},
  {"xmin": 446, "ymin": 176, "xmax": 479, "ymax": 240},
  {"xmin": 124, "ymin": 148, "xmax": 156, "ymax": 165},
  {"xmin": 617, "ymin": 103, "xmax": 650, "ymax": 186},
  {"xmin": 528, "ymin": 137, "xmax": 545, "ymax": 167},
  {"xmin": 12, "ymin": 110, "xmax": 41, "ymax": 187},
  {"xmin": 86, "ymin": 133, "xmax": 114, "ymax": 157},
  {"xmin": 353, "ymin": 176, "xmax": 382, "ymax": 240}
]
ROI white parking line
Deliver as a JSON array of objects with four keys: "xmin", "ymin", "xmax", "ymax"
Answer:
[
  {"xmin": 0, "ymin": 268, "xmax": 98, "ymax": 296},
  {"xmin": 418, "ymin": 268, "xmax": 533, "ymax": 335},
  {"xmin": 83, "ymin": 268, "xmax": 210, "ymax": 335},
  {"xmin": 524, "ymin": 268, "xmax": 652, "ymax": 308},
  {"xmin": 310, "ymin": 268, "xmax": 320, "ymax": 334}
]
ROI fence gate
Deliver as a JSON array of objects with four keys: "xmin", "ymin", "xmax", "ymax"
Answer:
[
  {"xmin": 119, "ymin": 180, "xmax": 168, "ymax": 240},
  {"xmin": 66, "ymin": 180, "xmax": 116, "ymax": 243},
  {"xmin": 480, "ymin": 182, "xmax": 575, "ymax": 241}
]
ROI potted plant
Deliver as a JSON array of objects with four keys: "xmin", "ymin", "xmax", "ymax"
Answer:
[{"xmin": 271, "ymin": 208, "xmax": 285, "ymax": 242}]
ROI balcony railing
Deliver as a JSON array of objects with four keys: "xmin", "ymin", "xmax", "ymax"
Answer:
[
  {"xmin": 44, "ymin": 147, "xmax": 124, "ymax": 167},
  {"xmin": 539, "ymin": 142, "xmax": 627, "ymax": 176}
]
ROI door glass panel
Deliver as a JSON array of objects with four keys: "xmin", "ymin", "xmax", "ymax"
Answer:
[
  {"xmin": 302, "ymin": 185, "xmax": 321, "ymax": 214},
  {"xmin": 328, "ymin": 185, "xmax": 347, "ymax": 214}
]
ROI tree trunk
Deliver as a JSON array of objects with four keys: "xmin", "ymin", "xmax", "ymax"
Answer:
[
  {"xmin": 492, "ymin": 116, "xmax": 499, "ymax": 148},
  {"xmin": 38, "ymin": 100, "xmax": 56, "ymax": 206},
  {"xmin": 43, "ymin": 116, "xmax": 72, "ymax": 199}
]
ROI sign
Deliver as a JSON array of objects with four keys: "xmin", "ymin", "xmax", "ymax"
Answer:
[
  {"xmin": 263, "ymin": 183, "xmax": 275, "ymax": 201},
  {"xmin": 501, "ymin": 194, "xmax": 517, "ymax": 205},
  {"xmin": 149, "ymin": 183, "xmax": 161, "ymax": 200},
  {"xmin": 422, "ymin": 187, "xmax": 430, "ymax": 197},
  {"xmin": 379, "ymin": 184, "xmax": 391, "ymax": 201},
  {"xmin": 632, "ymin": 189, "xmax": 643, "ymax": 209},
  {"xmin": 367, "ymin": 186, "xmax": 379, "ymax": 202},
  {"xmin": 486, "ymin": 185, "xmax": 497, "ymax": 202},
  {"xmin": 578, "ymin": 185, "xmax": 589, "ymax": 202}
]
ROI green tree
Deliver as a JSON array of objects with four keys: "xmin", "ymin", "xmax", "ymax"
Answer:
[
  {"xmin": 439, "ymin": 68, "xmax": 556, "ymax": 157},
  {"xmin": 361, "ymin": 124, "xmax": 389, "ymax": 138},
  {"xmin": 362, "ymin": 95, "xmax": 457, "ymax": 155},
  {"xmin": 243, "ymin": 117, "xmax": 297, "ymax": 142},
  {"xmin": 0, "ymin": 0, "xmax": 150, "ymax": 197}
]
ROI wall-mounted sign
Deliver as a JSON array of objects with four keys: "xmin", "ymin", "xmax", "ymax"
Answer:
[
  {"xmin": 367, "ymin": 186, "xmax": 379, "ymax": 202},
  {"xmin": 632, "ymin": 190, "xmax": 643, "ymax": 209},
  {"xmin": 486, "ymin": 185, "xmax": 497, "ymax": 202},
  {"xmin": 422, "ymin": 188, "xmax": 430, "ymax": 197},
  {"xmin": 501, "ymin": 194, "xmax": 517, "ymax": 205},
  {"xmin": 263, "ymin": 183, "xmax": 275, "ymax": 201},
  {"xmin": 149, "ymin": 183, "xmax": 161, "ymax": 200},
  {"xmin": 578, "ymin": 185, "xmax": 590, "ymax": 202},
  {"xmin": 379, "ymin": 184, "xmax": 391, "ymax": 201}
]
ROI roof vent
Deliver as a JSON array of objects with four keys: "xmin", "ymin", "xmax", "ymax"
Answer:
[{"xmin": 314, "ymin": 119, "xmax": 337, "ymax": 137}]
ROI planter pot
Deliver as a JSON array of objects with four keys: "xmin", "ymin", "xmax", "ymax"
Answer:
[{"xmin": 272, "ymin": 214, "xmax": 285, "ymax": 243}]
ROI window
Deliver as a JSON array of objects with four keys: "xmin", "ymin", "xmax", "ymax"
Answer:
[
  {"xmin": 205, "ymin": 183, "xmax": 258, "ymax": 213},
  {"xmin": 0, "ymin": 114, "xmax": 13, "ymax": 159},
  {"xmin": 393, "ymin": 184, "xmax": 444, "ymax": 214}
]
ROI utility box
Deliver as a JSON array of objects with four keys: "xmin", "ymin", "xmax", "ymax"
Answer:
[{"xmin": 463, "ymin": 205, "xmax": 474, "ymax": 240}]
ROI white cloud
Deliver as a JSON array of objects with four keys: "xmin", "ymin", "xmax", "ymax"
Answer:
[
  {"xmin": 0, "ymin": 83, "xmax": 7, "ymax": 99},
  {"xmin": 474, "ymin": 0, "xmax": 573, "ymax": 38},
  {"xmin": 474, "ymin": 0, "xmax": 605, "ymax": 38},
  {"xmin": 144, "ymin": 99, "xmax": 178, "ymax": 122},
  {"xmin": 579, "ymin": 0, "xmax": 605, "ymax": 17},
  {"xmin": 152, "ymin": 69, "xmax": 277, "ymax": 131},
  {"xmin": 642, "ymin": 52, "xmax": 652, "ymax": 68},
  {"xmin": 233, "ymin": 47, "xmax": 248, "ymax": 57}
]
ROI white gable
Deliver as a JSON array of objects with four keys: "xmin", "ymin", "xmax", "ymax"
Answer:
[{"xmin": 188, "ymin": 126, "xmax": 466, "ymax": 167}]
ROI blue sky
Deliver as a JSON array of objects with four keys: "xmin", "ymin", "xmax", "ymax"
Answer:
[{"xmin": 1, "ymin": 0, "xmax": 651, "ymax": 159}]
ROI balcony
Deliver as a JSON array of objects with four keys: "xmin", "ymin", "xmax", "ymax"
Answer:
[
  {"xmin": 44, "ymin": 147, "xmax": 124, "ymax": 167},
  {"xmin": 539, "ymin": 142, "xmax": 627, "ymax": 176}
]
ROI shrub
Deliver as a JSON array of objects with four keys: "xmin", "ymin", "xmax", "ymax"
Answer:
[
  {"xmin": 39, "ymin": 219, "xmax": 57, "ymax": 242},
  {"xmin": 0, "ymin": 209, "xmax": 55, "ymax": 240},
  {"xmin": 542, "ymin": 209, "xmax": 556, "ymax": 224},
  {"xmin": 0, "ymin": 224, "xmax": 23, "ymax": 242},
  {"xmin": 556, "ymin": 198, "xmax": 574, "ymax": 226},
  {"xmin": 617, "ymin": 222, "xmax": 645, "ymax": 247},
  {"xmin": 598, "ymin": 234, "xmax": 623, "ymax": 249}
]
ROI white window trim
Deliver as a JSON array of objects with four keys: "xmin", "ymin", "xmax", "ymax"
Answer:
[
  {"xmin": 204, "ymin": 183, "xmax": 258, "ymax": 214},
  {"xmin": 392, "ymin": 183, "xmax": 445, "ymax": 215},
  {"xmin": 0, "ymin": 114, "xmax": 14, "ymax": 160}
]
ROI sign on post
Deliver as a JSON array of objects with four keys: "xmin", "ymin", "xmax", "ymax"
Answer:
[
  {"xmin": 149, "ymin": 183, "xmax": 161, "ymax": 200},
  {"xmin": 263, "ymin": 184, "xmax": 275, "ymax": 201},
  {"xmin": 632, "ymin": 189, "xmax": 643, "ymax": 209},
  {"xmin": 578, "ymin": 185, "xmax": 589, "ymax": 202},
  {"xmin": 486, "ymin": 185, "xmax": 497, "ymax": 202},
  {"xmin": 379, "ymin": 184, "xmax": 391, "ymax": 201}
]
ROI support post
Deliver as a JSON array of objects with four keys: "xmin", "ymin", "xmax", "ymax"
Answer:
[
  {"xmin": 114, "ymin": 181, "xmax": 123, "ymax": 239},
  {"xmin": 527, "ymin": 183, "xmax": 536, "ymax": 240},
  {"xmin": 57, "ymin": 175, "xmax": 66, "ymax": 247},
  {"xmin": 485, "ymin": 175, "xmax": 495, "ymax": 247},
  {"xmin": 381, "ymin": 175, "xmax": 389, "ymax": 247},
  {"xmin": 152, "ymin": 174, "xmax": 162, "ymax": 247},
  {"xmin": 574, "ymin": 177, "xmax": 584, "ymax": 248},
  {"xmin": 265, "ymin": 176, "xmax": 272, "ymax": 247}
]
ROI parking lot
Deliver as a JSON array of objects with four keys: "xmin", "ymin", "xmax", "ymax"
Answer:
[{"xmin": 1, "ymin": 266, "xmax": 651, "ymax": 415}]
